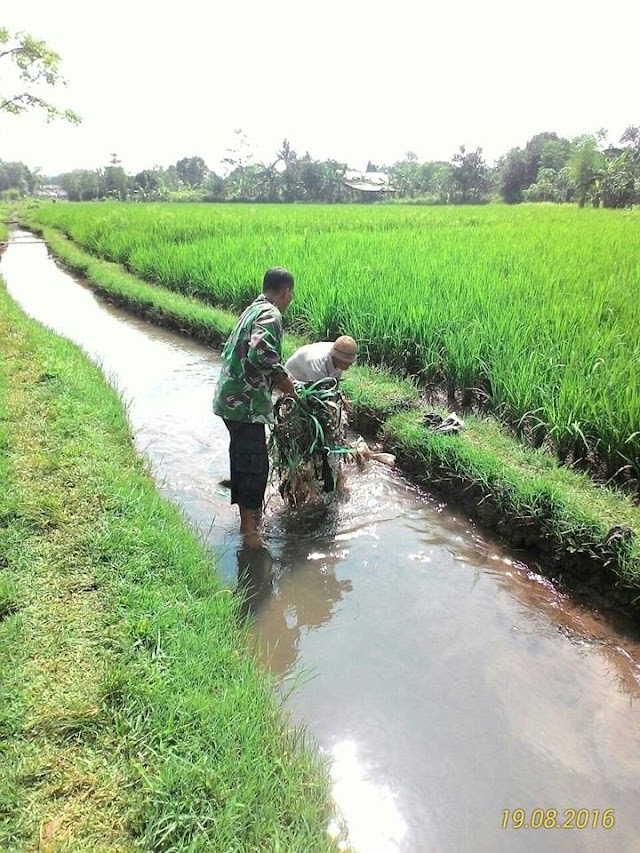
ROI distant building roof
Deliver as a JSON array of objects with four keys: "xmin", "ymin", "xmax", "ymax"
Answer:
[
  {"xmin": 36, "ymin": 185, "xmax": 68, "ymax": 199},
  {"xmin": 344, "ymin": 181, "xmax": 389, "ymax": 192},
  {"xmin": 343, "ymin": 170, "xmax": 395, "ymax": 192}
]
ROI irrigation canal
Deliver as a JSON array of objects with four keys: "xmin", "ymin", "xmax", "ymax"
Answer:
[{"xmin": 3, "ymin": 229, "xmax": 640, "ymax": 853}]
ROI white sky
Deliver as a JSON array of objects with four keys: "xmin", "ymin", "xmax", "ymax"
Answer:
[{"xmin": 1, "ymin": 0, "xmax": 639, "ymax": 175}]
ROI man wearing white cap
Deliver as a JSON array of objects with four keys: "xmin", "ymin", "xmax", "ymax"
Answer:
[
  {"xmin": 284, "ymin": 336, "xmax": 357, "ymax": 493},
  {"xmin": 284, "ymin": 336, "xmax": 358, "ymax": 384}
]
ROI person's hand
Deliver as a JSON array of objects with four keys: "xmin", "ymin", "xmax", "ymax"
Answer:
[{"xmin": 277, "ymin": 374, "xmax": 298, "ymax": 398}]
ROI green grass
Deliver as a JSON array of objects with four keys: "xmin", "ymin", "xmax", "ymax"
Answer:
[
  {"xmin": 23, "ymin": 201, "xmax": 640, "ymax": 484},
  {"xmin": 0, "ymin": 204, "xmax": 10, "ymax": 243},
  {"xmin": 0, "ymin": 281, "xmax": 338, "ymax": 851}
]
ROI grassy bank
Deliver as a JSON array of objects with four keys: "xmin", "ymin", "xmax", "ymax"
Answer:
[
  {"xmin": 13, "ymin": 218, "xmax": 640, "ymax": 614},
  {"xmin": 384, "ymin": 412, "xmax": 640, "ymax": 610},
  {"xmin": 0, "ymin": 281, "xmax": 339, "ymax": 850}
]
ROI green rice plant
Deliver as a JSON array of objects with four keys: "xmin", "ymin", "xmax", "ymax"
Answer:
[{"xmin": 28, "ymin": 202, "xmax": 640, "ymax": 486}]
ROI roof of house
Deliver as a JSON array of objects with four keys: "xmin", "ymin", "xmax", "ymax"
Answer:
[
  {"xmin": 36, "ymin": 185, "xmax": 68, "ymax": 198},
  {"xmin": 344, "ymin": 181, "xmax": 393, "ymax": 192},
  {"xmin": 343, "ymin": 170, "xmax": 395, "ymax": 192}
]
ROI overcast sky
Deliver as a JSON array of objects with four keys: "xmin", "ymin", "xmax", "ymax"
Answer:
[{"xmin": 2, "ymin": 0, "xmax": 639, "ymax": 175}]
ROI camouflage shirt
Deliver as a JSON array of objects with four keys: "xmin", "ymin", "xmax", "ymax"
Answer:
[{"xmin": 213, "ymin": 294, "xmax": 288, "ymax": 425}]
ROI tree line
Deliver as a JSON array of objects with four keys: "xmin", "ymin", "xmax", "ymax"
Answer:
[
  {"xmin": 1, "ymin": 27, "xmax": 638, "ymax": 208},
  {"xmin": 2, "ymin": 127, "xmax": 639, "ymax": 207}
]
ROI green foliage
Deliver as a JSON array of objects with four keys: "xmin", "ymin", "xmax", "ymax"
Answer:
[
  {"xmin": 601, "ymin": 153, "xmax": 636, "ymax": 209},
  {"xmin": 497, "ymin": 147, "xmax": 528, "ymax": 203},
  {"xmin": 539, "ymin": 136, "xmax": 573, "ymax": 172},
  {"xmin": 0, "ymin": 187, "xmax": 20, "ymax": 201},
  {"xmin": 567, "ymin": 134, "xmax": 607, "ymax": 207},
  {"xmin": 60, "ymin": 168, "xmax": 103, "ymax": 200},
  {"xmin": 522, "ymin": 166, "xmax": 573, "ymax": 203},
  {"xmin": 103, "ymin": 165, "xmax": 128, "ymax": 200},
  {"xmin": 0, "ymin": 205, "xmax": 9, "ymax": 240},
  {"xmin": 451, "ymin": 145, "xmax": 490, "ymax": 203},
  {"xmin": 498, "ymin": 133, "xmax": 574, "ymax": 203},
  {"xmin": 600, "ymin": 128, "xmax": 640, "ymax": 209},
  {"xmin": 9, "ymin": 119, "xmax": 640, "ymax": 208},
  {"xmin": 165, "ymin": 188, "xmax": 206, "ymax": 203},
  {"xmin": 500, "ymin": 128, "xmax": 639, "ymax": 209},
  {"xmin": 131, "ymin": 168, "xmax": 162, "ymax": 200},
  {"xmin": 132, "ymin": 168, "xmax": 159, "ymax": 193},
  {"xmin": 176, "ymin": 155, "xmax": 209, "ymax": 188},
  {"xmin": 0, "ymin": 160, "xmax": 36, "ymax": 195},
  {"xmin": 388, "ymin": 146, "xmax": 491, "ymax": 205},
  {"xmin": 0, "ymin": 27, "xmax": 80, "ymax": 122}
]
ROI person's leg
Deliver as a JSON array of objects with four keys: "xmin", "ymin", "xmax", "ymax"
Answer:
[
  {"xmin": 239, "ymin": 507, "xmax": 260, "ymax": 535},
  {"xmin": 321, "ymin": 449, "xmax": 335, "ymax": 492},
  {"xmin": 224, "ymin": 420, "xmax": 269, "ymax": 534}
]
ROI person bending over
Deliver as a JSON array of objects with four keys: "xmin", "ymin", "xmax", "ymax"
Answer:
[
  {"xmin": 284, "ymin": 336, "xmax": 358, "ymax": 492},
  {"xmin": 284, "ymin": 336, "xmax": 358, "ymax": 384}
]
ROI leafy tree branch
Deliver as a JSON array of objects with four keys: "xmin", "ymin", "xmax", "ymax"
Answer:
[{"xmin": 0, "ymin": 27, "xmax": 80, "ymax": 122}]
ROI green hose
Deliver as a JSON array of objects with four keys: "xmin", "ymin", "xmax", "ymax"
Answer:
[{"xmin": 270, "ymin": 378, "xmax": 349, "ymax": 493}]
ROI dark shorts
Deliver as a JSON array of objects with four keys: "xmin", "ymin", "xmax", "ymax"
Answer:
[{"xmin": 223, "ymin": 419, "xmax": 269, "ymax": 510}]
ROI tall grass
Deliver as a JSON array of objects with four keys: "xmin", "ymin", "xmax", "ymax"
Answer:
[{"xmin": 30, "ymin": 202, "xmax": 640, "ymax": 482}]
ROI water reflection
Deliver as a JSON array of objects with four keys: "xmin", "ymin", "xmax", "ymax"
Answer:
[
  {"xmin": 477, "ymin": 543, "xmax": 640, "ymax": 701},
  {"xmin": 236, "ymin": 538, "xmax": 274, "ymax": 622},
  {"xmin": 236, "ymin": 511, "xmax": 353, "ymax": 676},
  {"xmin": 328, "ymin": 739, "xmax": 409, "ymax": 853}
]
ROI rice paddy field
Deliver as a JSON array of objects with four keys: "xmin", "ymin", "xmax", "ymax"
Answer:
[{"xmin": 29, "ymin": 202, "xmax": 640, "ymax": 485}]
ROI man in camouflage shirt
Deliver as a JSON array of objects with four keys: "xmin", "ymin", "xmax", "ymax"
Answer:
[{"xmin": 214, "ymin": 267, "xmax": 296, "ymax": 538}]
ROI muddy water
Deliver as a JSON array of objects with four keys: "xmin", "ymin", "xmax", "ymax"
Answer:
[{"xmin": 3, "ymin": 230, "xmax": 640, "ymax": 853}]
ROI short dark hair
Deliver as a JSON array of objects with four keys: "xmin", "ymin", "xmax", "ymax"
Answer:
[{"xmin": 263, "ymin": 267, "xmax": 294, "ymax": 294}]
